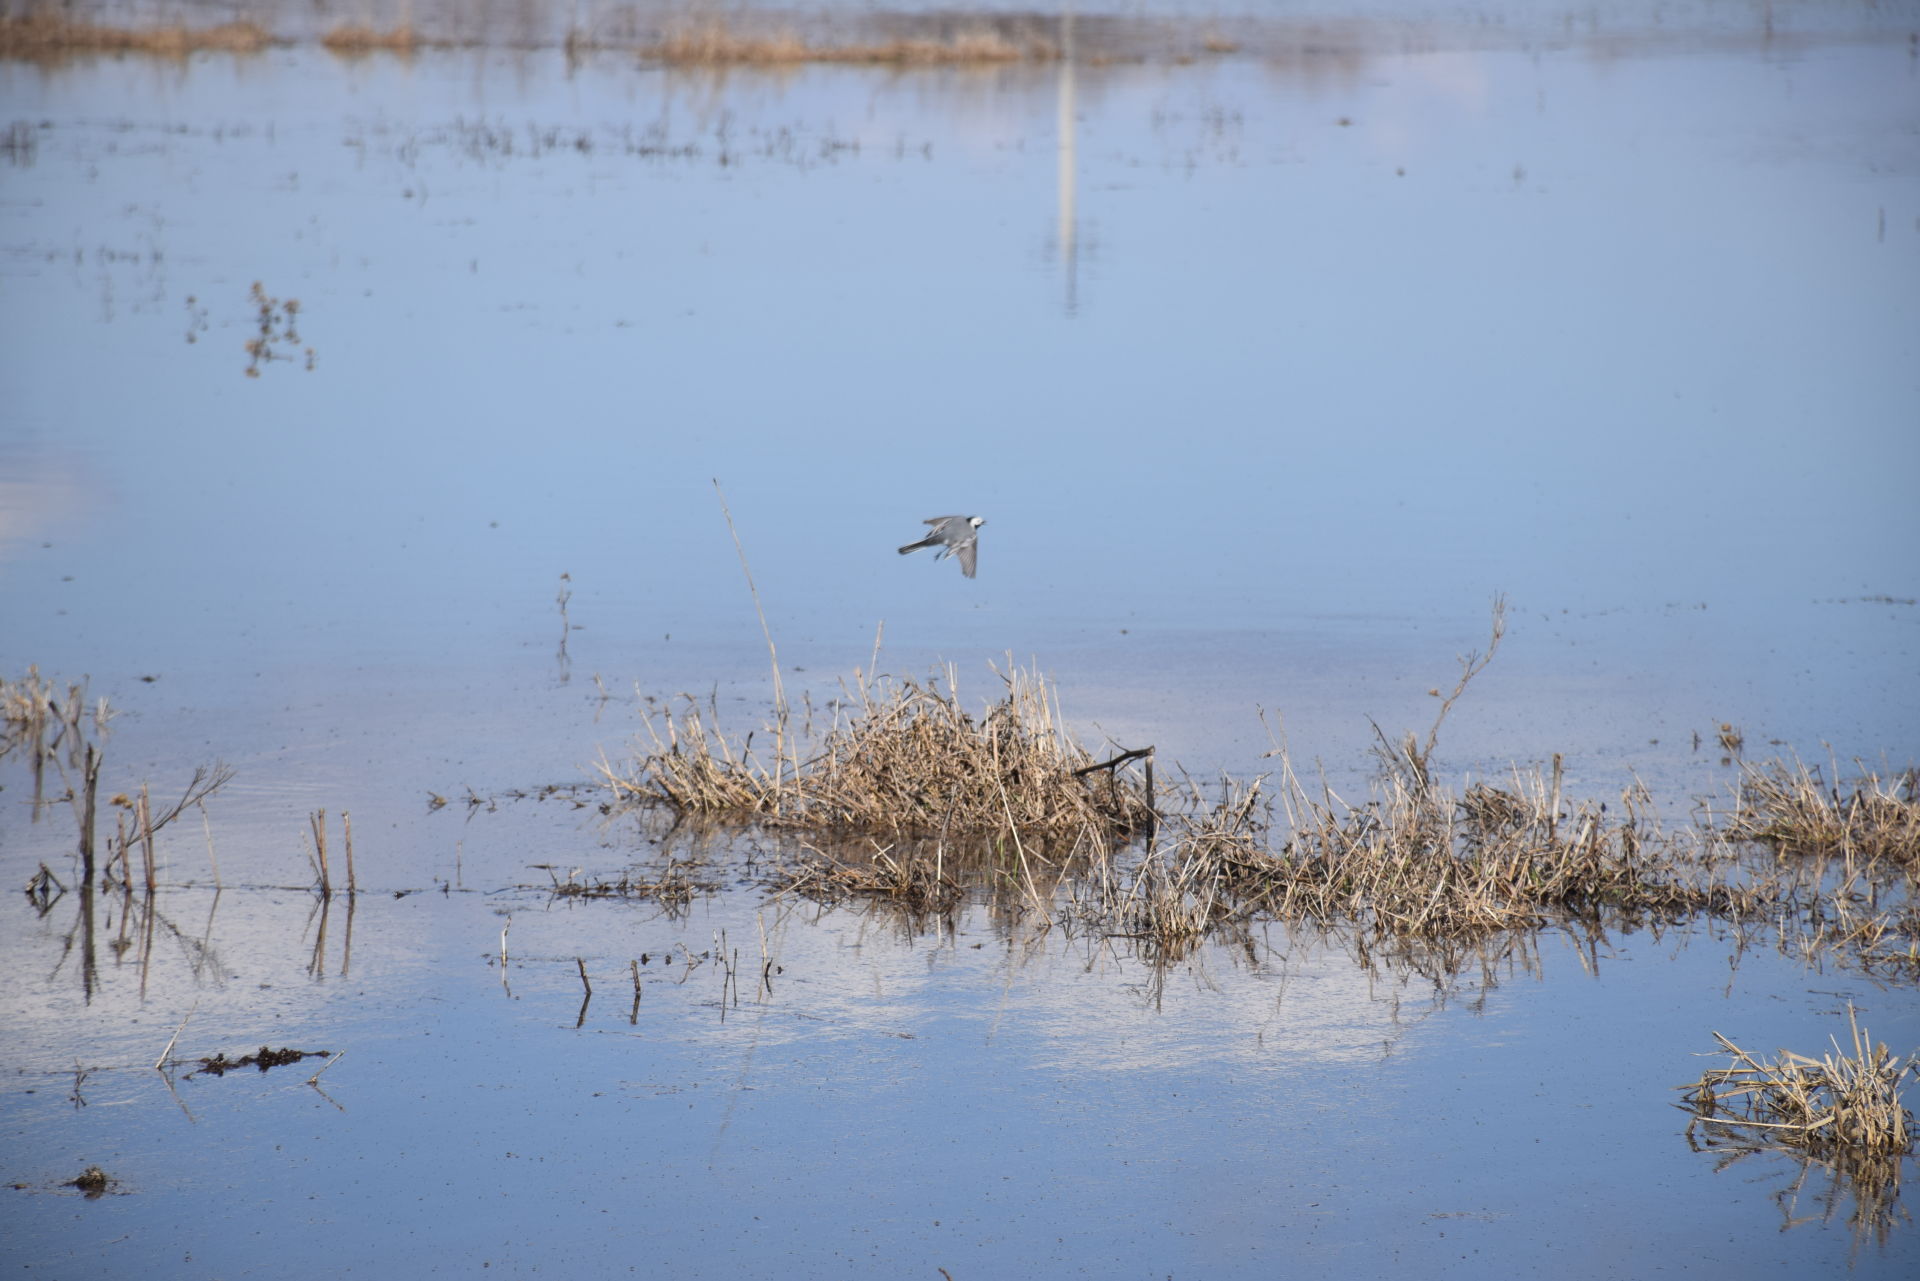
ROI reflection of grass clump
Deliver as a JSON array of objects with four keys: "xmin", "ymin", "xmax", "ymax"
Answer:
[{"xmin": 598, "ymin": 663, "xmax": 1153, "ymax": 853}]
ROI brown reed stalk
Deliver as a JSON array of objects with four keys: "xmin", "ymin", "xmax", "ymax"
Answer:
[
  {"xmin": 310, "ymin": 809, "xmax": 332, "ymax": 899},
  {"xmin": 78, "ymin": 742, "xmax": 100, "ymax": 880},
  {"xmin": 137, "ymin": 783, "xmax": 156, "ymax": 895},
  {"xmin": 198, "ymin": 800, "xmax": 222, "ymax": 887},
  {"xmin": 342, "ymin": 810, "xmax": 357, "ymax": 895}
]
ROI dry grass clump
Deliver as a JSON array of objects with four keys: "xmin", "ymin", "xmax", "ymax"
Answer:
[
  {"xmin": 1680, "ymin": 1007, "xmax": 1918, "ymax": 1158},
  {"xmin": 1725, "ymin": 758, "xmax": 1920, "ymax": 871},
  {"xmin": 599, "ymin": 663, "xmax": 1153, "ymax": 854},
  {"xmin": 320, "ymin": 25, "xmax": 421, "ymax": 56},
  {"xmin": 0, "ymin": 14, "xmax": 272, "ymax": 58},
  {"xmin": 645, "ymin": 18, "xmax": 1055, "ymax": 66}
]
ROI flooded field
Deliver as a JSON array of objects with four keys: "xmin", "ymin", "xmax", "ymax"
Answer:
[{"xmin": 3, "ymin": 1, "xmax": 1918, "ymax": 1276}]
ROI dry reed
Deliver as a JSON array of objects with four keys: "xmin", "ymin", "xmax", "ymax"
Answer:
[{"xmin": 1065, "ymin": 771, "xmax": 1267, "ymax": 960}]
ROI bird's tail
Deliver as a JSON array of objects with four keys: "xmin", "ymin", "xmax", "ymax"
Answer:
[{"xmin": 898, "ymin": 539, "xmax": 930, "ymax": 555}]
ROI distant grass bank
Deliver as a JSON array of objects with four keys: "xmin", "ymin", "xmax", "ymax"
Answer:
[
  {"xmin": 0, "ymin": 9, "xmax": 1211, "ymax": 64},
  {"xmin": 0, "ymin": 13, "xmax": 276, "ymax": 57}
]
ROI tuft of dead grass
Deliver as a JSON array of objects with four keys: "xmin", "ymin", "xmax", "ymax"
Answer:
[
  {"xmin": 598, "ymin": 661, "xmax": 1153, "ymax": 854},
  {"xmin": 1680, "ymin": 1006, "xmax": 1919, "ymax": 1158}
]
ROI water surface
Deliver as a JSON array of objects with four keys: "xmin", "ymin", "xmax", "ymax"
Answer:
[{"xmin": 2, "ymin": 6, "xmax": 1917, "ymax": 1276}]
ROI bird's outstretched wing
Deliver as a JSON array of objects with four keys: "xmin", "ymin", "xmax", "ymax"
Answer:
[
  {"xmin": 923, "ymin": 515, "xmax": 964, "ymax": 527},
  {"xmin": 958, "ymin": 539, "xmax": 978, "ymax": 578}
]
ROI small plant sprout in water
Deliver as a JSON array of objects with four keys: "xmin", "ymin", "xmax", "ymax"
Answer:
[{"xmin": 242, "ymin": 281, "xmax": 312, "ymax": 377}]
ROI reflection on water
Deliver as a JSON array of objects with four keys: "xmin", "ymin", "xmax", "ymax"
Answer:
[{"xmin": 2, "ymin": 8, "xmax": 1917, "ymax": 1277}]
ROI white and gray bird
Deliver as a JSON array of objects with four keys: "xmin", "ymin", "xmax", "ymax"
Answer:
[{"xmin": 897, "ymin": 515, "xmax": 985, "ymax": 579}]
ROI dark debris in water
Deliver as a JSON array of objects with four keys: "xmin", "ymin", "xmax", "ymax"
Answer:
[
  {"xmin": 69, "ymin": 1166, "xmax": 112, "ymax": 1197},
  {"xmin": 531, "ymin": 861, "xmax": 718, "ymax": 904},
  {"xmin": 188, "ymin": 1046, "xmax": 330, "ymax": 1078}
]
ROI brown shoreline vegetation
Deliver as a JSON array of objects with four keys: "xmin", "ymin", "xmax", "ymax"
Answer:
[{"xmin": 0, "ymin": 10, "xmax": 1192, "ymax": 65}]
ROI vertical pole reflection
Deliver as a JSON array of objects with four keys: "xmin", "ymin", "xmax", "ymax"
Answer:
[{"xmin": 1056, "ymin": 3, "xmax": 1079, "ymax": 315}]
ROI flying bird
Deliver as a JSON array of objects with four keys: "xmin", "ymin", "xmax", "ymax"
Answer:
[{"xmin": 898, "ymin": 515, "xmax": 985, "ymax": 579}]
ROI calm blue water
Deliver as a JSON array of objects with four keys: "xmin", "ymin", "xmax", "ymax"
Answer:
[{"xmin": 2, "ymin": 9, "xmax": 1917, "ymax": 1276}]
